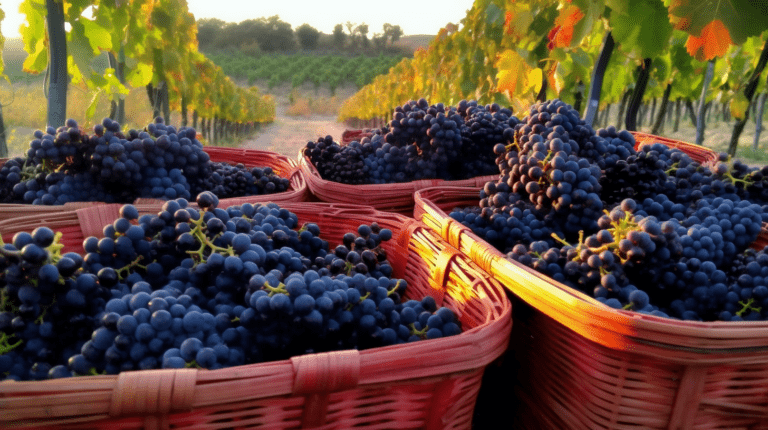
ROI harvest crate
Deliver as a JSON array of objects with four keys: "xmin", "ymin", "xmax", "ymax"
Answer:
[
  {"xmin": 0, "ymin": 147, "xmax": 309, "ymax": 222},
  {"xmin": 0, "ymin": 202, "xmax": 512, "ymax": 430},
  {"xmin": 298, "ymin": 150, "xmax": 495, "ymax": 216},
  {"xmin": 412, "ymin": 133, "xmax": 768, "ymax": 430}
]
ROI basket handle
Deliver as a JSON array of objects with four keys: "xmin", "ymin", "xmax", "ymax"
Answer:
[
  {"xmin": 109, "ymin": 368, "xmax": 198, "ymax": 417},
  {"xmin": 291, "ymin": 349, "xmax": 360, "ymax": 428}
]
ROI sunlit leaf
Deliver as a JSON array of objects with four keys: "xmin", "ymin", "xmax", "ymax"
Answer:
[
  {"xmin": 127, "ymin": 62, "xmax": 154, "ymax": 87},
  {"xmin": 685, "ymin": 20, "xmax": 733, "ymax": 61},
  {"xmin": 547, "ymin": 5, "xmax": 585, "ymax": 49},
  {"xmin": 527, "ymin": 68, "xmax": 544, "ymax": 94},
  {"xmin": 504, "ymin": 5, "xmax": 533, "ymax": 41},
  {"xmin": 85, "ymin": 88, "xmax": 103, "ymax": 121},
  {"xmin": 495, "ymin": 49, "xmax": 530, "ymax": 96},
  {"xmin": 23, "ymin": 39, "xmax": 47, "ymax": 74},
  {"xmin": 669, "ymin": 0, "xmax": 768, "ymax": 45},
  {"xmin": 730, "ymin": 92, "xmax": 750, "ymax": 120}
]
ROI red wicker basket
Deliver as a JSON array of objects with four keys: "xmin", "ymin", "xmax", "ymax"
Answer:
[
  {"xmin": 341, "ymin": 129, "xmax": 375, "ymax": 144},
  {"xmin": 0, "ymin": 148, "xmax": 309, "ymax": 222},
  {"xmin": 412, "ymin": 133, "xmax": 768, "ymax": 430},
  {"xmin": 631, "ymin": 131, "xmax": 720, "ymax": 164},
  {"xmin": 298, "ymin": 150, "xmax": 495, "ymax": 216},
  {"xmin": 0, "ymin": 202, "xmax": 512, "ymax": 430}
]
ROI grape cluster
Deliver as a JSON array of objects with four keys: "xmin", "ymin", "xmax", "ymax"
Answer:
[
  {"xmin": 0, "ymin": 193, "xmax": 462, "ymax": 381},
  {"xmin": 304, "ymin": 98, "xmax": 520, "ymax": 184},
  {"xmin": 457, "ymin": 100, "xmax": 521, "ymax": 178},
  {"xmin": 449, "ymin": 98, "xmax": 768, "ymax": 322},
  {"xmin": 1, "ymin": 118, "xmax": 291, "ymax": 206}
]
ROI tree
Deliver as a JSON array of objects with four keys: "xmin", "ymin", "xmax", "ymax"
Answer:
[
  {"xmin": 196, "ymin": 18, "xmax": 227, "ymax": 50},
  {"xmin": 372, "ymin": 33, "xmax": 387, "ymax": 50},
  {"xmin": 250, "ymin": 16, "xmax": 295, "ymax": 52},
  {"xmin": 296, "ymin": 24, "xmax": 320, "ymax": 50},
  {"xmin": 345, "ymin": 21, "xmax": 357, "ymax": 48},
  {"xmin": 333, "ymin": 24, "xmax": 346, "ymax": 49},
  {"xmin": 355, "ymin": 24, "xmax": 370, "ymax": 49},
  {"xmin": 383, "ymin": 23, "xmax": 403, "ymax": 46}
]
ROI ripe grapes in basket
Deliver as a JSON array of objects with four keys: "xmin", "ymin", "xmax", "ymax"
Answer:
[
  {"xmin": 0, "ymin": 117, "xmax": 289, "ymax": 205},
  {"xmin": 448, "ymin": 99, "xmax": 768, "ymax": 322},
  {"xmin": 0, "ymin": 192, "xmax": 461, "ymax": 381}
]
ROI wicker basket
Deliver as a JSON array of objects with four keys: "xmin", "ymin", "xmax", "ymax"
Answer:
[
  {"xmin": 0, "ymin": 202, "xmax": 512, "ymax": 430},
  {"xmin": 631, "ymin": 131, "xmax": 719, "ymax": 163},
  {"xmin": 298, "ymin": 150, "xmax": 495, "ymax": 216},
  {"xmin": 341, "ymin": 129, "xmax": 375, "ymax": 144},
  {"xmin": 413, "ymin": 132, "xmax": 768, "ymax": 430},
  {"xmin": 0, "ymin": 148, "xmax": 309, "ymax": 222}
]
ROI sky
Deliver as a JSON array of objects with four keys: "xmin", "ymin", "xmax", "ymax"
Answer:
[{"xmin": 0, "ymin": 0, "xmax": 476, "ymax": 39}]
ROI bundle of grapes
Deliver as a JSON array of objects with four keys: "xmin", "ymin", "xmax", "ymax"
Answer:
[
  {"xmin": 135, "ymin": 147, "xmax": 309, "ymax": 208},
  {"xmin": 0, "ymin": 193, "xmax": 511, "ymax": 429},
  {"xmin": 0, "ymin": 117, "xmax": 307, "ymax": 221},
  {"xmin": 412, "ymin": 99, "xmax": 768, "ymax": 429},
  {"xmin": 300, "ymin": 99, "xmax": 519, "ymax": 214}
]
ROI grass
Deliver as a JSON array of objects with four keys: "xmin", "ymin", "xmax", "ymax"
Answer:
[
  {"xmin": 285, "ymin": 90, "xmax": 345, "ymax": 117},
  {"xmin": 594, "ymin": 111, "xmax": 768, "ymax": 167},
  {"xmin": 0, "ymin": 82, "xmax": 252, "ymax": 158}
]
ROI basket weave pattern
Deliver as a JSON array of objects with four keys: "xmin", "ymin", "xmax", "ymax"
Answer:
[
  {"xmin": 413, "ymin": 132, "xmax": 768, "ymax": 430},
  {"xmin": 298, "ymin": 150, "xmax": 495, "ymax": 216},
  {"xmin": 0, "ymin": 202, "xmax": 512, "ymax": 430}
]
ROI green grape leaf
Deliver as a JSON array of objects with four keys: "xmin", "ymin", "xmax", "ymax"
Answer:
[
  {"xmin": 23, "ymin": 39, "xmax": 47, "ymax": 74},
  {"xmin": 669, "ymin": 0, "xmax": 768, "ymax": 45},
  {"xmin": 85, "ymin": 88, "xmax": 103, "ymax": 121},
  {"xmin": 81, "ymin": 18, "xmax": 112, "ymax": 54},
  {"xmin": 610, "ymin": 0, "xmax": 673, "ymax": 59},
  {"xmin": 126, "ymin": 62, "xmax": 153, "ymax": 87},
  {"xmin": 731, "ymin": 92, "xmax": 750, "ymax": 120},
  {"xmin": 68, "ymin": 21, "xmax": 95, "ymax": 79},
  {"xmin": 20, "ymin": 0, "xmax": 47, "ymax": 74}
]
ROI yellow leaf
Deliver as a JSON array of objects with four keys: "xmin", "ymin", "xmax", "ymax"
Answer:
[
  {"xmin": 730, "ymin": 93, "xmax": 750, "ymax": 121},
  {"xmin": 527, "ymin": 68, "xmax": 543, "ymax": 94},
  {"xmin": 495, "ymin": 49, "xmax": 531, "ymax": 96}
]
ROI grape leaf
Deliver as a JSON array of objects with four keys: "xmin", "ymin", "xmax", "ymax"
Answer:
[
  {"xmin": 20, "ymin": 0, "xmax": 47, "ymax": 74},
  {"xmin": 495, "ymin": 49, "xmax": 531, "ymax": 96},
  {"xmin": 609, "ymin": 0, "xmax": 673, "ymax": 59},
  {"xmin": 669, "ymin": 0, "xmax": 768, "ymax": 45},
  {"xmin": 127, "ymin": 62, "xmax": 153, "ymax": 87},
  {"xmin": 548, "ymin": 5, "xmax": 585, "ymax": 49},
  {"xmin": 685, "ymin": 20, "xmax": 733, "ymax": 61},
  {"xmin": 571, "ymin": 0, "xmax": 607, "ymax": 47},
  {"xmin": 81, "ymin": 19, "xmax": 112, "ymax": 54},
  {"xmin": 730, "ymin": 92, "xmax": 750, "ymax": 120},
  {"xmin": 504, "ymin": 5, "xmax": 534, "ymax": 42}
]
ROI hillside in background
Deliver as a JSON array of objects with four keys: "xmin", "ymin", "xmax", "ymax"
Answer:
[{"xmin": 392, "ymin": 35, "xmax": 435, "ymax": 52}]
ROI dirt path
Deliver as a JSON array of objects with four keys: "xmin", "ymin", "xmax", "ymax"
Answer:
[
  {"xmin": 239, "ymin": 109, "xmax": 348, "ymax": 158},
  {"xmin": 238, "ymin": 84, "xmax": 355, "ymax": 158}
]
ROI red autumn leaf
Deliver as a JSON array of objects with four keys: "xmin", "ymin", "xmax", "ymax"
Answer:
[
  {"xmin": 685, "ymin": 19, "xmax": 733, "ymax": 61},
  {"xmin": 505, "ymin": 11, "xmax": 514, "ymax": 35},
  {"xmin": 547, "ymin": 5, "xmax": 584, "ymax": 50}
]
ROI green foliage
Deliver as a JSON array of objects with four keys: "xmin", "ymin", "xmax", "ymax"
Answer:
[
  {"xmin": 296, "ymin": 24, "xmax": 321, "ymax": 50},
  {"xmin": 206, "ymin": 52, "xmax": 405, "ymax": 91}
]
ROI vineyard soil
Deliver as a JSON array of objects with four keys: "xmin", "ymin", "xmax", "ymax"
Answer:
[{"xmin": 239, "ymin": 82, "xmax": 353, "ymax": 156}]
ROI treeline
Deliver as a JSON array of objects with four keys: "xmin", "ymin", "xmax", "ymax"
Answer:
[{"xmin": 197, "ymin": 16, "xmax": 407, "ymax": 56}]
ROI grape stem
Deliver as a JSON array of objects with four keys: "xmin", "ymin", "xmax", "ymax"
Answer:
[
  {"xmin": 736, "ymin": 298, "xmax": 762, "ymax": 317},
  {"xmin": 115, "ymin": 255, "xmax": 147, "ymax": 280},
  {"xmin": 0, "ymin": 332, "xmax": 22, "ymax": 354}
]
